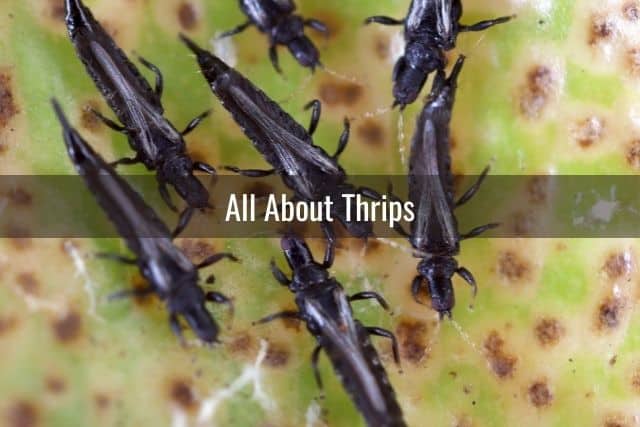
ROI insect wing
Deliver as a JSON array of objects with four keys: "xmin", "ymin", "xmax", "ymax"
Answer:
[
  {"xmin": 304, "ymin": 290, "xmax": 389, "ymax": 414},
  {"xmin": 271, "ymin": 0, "xmax": 295, "ymax": 13},
  {"xmin": 406, "ymin": 0, "xmax": 432, "ymax": 31},
  {"xmin": 435, "ymin": 0, "xmax": 454, "ymax": 40},
  {"xmin": 229, "ymin": 86, "xmax": 342, "ymax": 175},
  {"xmin": 90, "ymin": 42, "xmax": 164, "ymax": 160},
  {"xmin": 410, "ymin": 118, "xmax": 457, "ymax": 249}
]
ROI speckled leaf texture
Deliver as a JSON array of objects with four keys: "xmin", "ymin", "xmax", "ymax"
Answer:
[{"xmin": 1, "ymin": 0, "xmax": 640, "ymax": 426}]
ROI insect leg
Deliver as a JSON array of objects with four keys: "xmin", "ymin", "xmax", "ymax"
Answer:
[
  {"xmin": 455, "ymin": 165, "xmax": 489, "ymax": 207},
  {"xmin": 137, "ymin": 55, "xmax": 164, "ymax": 99},
  {"xmin": 310, "ymin": 345, "xmax": 325, "ymax": 395},
  {"xmin": 321, "ymin": 221, "xmax": 336, "ymax": 268},
  {"xmin": 269, "ymin": 44, "xmax": 282, "ymax": 74},
  {"xmin": 196, "ymin": 253, "xmax": 239, "ymax": 270},
  {"xmin": 94, "ymin": 252, "xmax": 137, "ymax": 264},
  {"xmin": 158, "ymin": 178, "xmax": 178, "ymax": 212},
  {"xmin": 363, "ymin": 16, "xmax": 404, "ymax": 26},
  {"xmin": 303, "ymin": 99, "xmax": 322, "ymax": 136},
  {"xmin": 333, "ymin": 118, "xmax": 350, "ymax": 159},
  {"xmin": 304, "ymin": 19, "xmax": 328, "ymax": 36},
  {"xmin": 169, "ymin": 313, "xmax": 186, "ymax": 346},
  {"xmin": 456, "ymin": 267, "xmax": 477, "ymax": 297},
  {"xmin": 205, "ymin": 291, "xmax": 234, "ymax": 318},
  {"xmin": 182, "ymin": 110, "xmax": 211, "ymax": 136},
  {"xmin": 253, "ymin": 310, "xmax": 302, "ymax": 325},
  {"xmin": 365, "ymin": 326, "xmax": 401, "ymax": 366},
  {"xmin": 89, "ymin": 109, "xmax": 128, "ymax": 133},
  {"xmin": 193, "ymin": 161, "xmax": 217, "ymax": 175},
  {"xmin": 107, "ymin": 287, "xmax": 154, "ymax": 301},
  {"xmin": 460, "ymin": 222, "xmax": 500, "ymax": 240},
  {"xmin": 223, "ymin": 165, "xmax": 275, "ymax": 177},
  {"xmin": 172, "ymin": 207, "xmax": 194, "ymax": 238},
  {"xmin": 459, "ymin": 15, "xmax": 514, "ymax": 32},
  {"xmin": 270, "ymin": 260, "xmax": 291, "ymax": 286},
  {"xmin": 110, "ymin": 156, "xmax": 141, "ymax": 168},
  {"xmin": 349, "ymin": 291, "xmax": 390, "ymax": 311},
  {"xmin": 218, "ymin": 21, "xmax": 252, "ymax": 38}
]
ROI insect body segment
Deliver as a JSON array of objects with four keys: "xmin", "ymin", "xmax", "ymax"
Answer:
[
  {"xmin": 64, "ymin": 0, "xmax": 215, "ymax": 232},
  {"xmin": 220, "ymin": 0, "xmax": 327, "ymax": 72},
  {"xmin": 365, "ymin": 0, "xmax": 513, "ymax": 108},
  {"xmin": 259, "ymin": 235, "xmax": 407, "ymax": 427},
  {"xmin": 400, "ymin": 56, "xmax": 498, "ymax": 317},
  {"xmin": 52, "ymin": 100, "xmax": 236, "ymax": 343},
  {"xmin": 180, "ymin": 35, "xmax": 378, "ymax": 239}
]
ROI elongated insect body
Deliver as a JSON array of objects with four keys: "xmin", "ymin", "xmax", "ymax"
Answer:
[
  {"xmin": 366, "ymin": 0, "xmax": 512, "ymax": 108},
  {"xmin": 220, "ymin": 0, "xmax": 327, "ymax": 72},
  {"xmin": 64, "ymin": 0, "xmax": 215, "ymax": 221},
  {"xmin": 401, "ymin": 57, "xmax": 498, "ymax": 317},
  {"xmin": 181, "ymin": 35, "xmax": 375, "ymax": 239},
  {"xmin": 262, "ymin": 236, "xmax": 407, "ymax": 427},
  {"xmin": 52, "ymin": 100, "xmax": 234, "ymax": 343}
]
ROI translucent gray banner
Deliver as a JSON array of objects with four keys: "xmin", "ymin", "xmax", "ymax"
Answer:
[{"xmin": 0, "ymin": 175, "xmax": 638, "ymax": 237}]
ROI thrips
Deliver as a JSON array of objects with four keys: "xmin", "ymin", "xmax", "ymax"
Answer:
[{"xmin": 53, "ymin": 99, "xmax": 237, "ymax": 343}]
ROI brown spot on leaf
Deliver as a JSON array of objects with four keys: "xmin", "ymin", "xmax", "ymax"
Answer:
[
  {"xmin": 597, "ymin": 297, "xmax": 626, "ymax": 330},
  {"xmin": 0, "ymin": 72, "xmax": 18, "ymax": 131},
  {"xmin": 318, "ymin": 80, "xmax": 363, "ymax": 106},
  {"xmin": 623, "ymin": 1, "xmax": 640, "ymax": 20},
  {"xmin": 590, "ymin": 14, "xmax": 615, "ymax": 45},
  {"xmin": 177, "ymin": 2, "xmax": 198, "ymax": 30},
  {"xmin": 308, "ymin": 10, "xmax": 341, "ymax": 39},
  {"xmin": 80, "ymin": 102, "xmax": 102, "ymax": 132},
  {"xmin": 170, "ymin": 379, "xmax": 195, "ymax": 409},
  {"xmin": 227, "ymin": 332, "xmax": 255, "ymax": 356},
  {"xmin": 526, "ymin": 177, "xmax": 548, "ymax": 204},
  {"xmin": 570, "ymin": 116, "xmax": 605, "ymax": 148},
  {"xmin": 94, "ymin": 393, "xmax": 111, "ymax": 410},
  {"xmin": 626, "ymin": 48, "xmax": 640, "ymax": 77},
  {"xmin": 16, "ymin": 272, "xmax": 39, "ymax": 295},
  {"xmin": 373, "ymin": 34, "xmax": 390, "ymax": 60},
  {"xmin": 7, "ymin": 188, "xmax": 32, "ymax": 206},
  {"xmin": 178, "ymin": 239, "xmax": 217, "ymax": 263},
  {"xmin": 510, "ymin": 210, "xmax": 537, "ymax": 236},
  {"xmin": 528, "ymin": 380, "xmax": 553, "ymax": 407},
  {"xmin": 48, "ymin": 0, "xmax": 65, "ymax": 21},
  {"xmin": 604, "ymin": 415, "xmax": 630, "ymax": 427},
  {"xmin": 45, "ymin": 376, "xmax": 66, "ymax": 394},
  {"xmin": 9, "ymin": 236, "xmax": 32, "ymax": 250},
  {"xmin": 52, "ymin": 311, "xmax": 82, "ymax": 343},
  {"xmin": 242, "ymin": 181, "xmax": 275, "ymax": 199},
  {"xmin": 603, "ymin": 252, "xmax": 632, "ymax": 279},
  {"xmin": 519, "ymin": 65, "xmax": 554, "ymax": 119},
  {"xmin": 632, "ymin": 369, "xmax": 640, "ymax": 393},
  {"xmin": 0, "ymin": 315, "xmax": 18, "ymax": 336},
  {"xmin": 396, "ymin": 317, "xmax": 429, "ymax": 364},
  {"xmin": 356, "ymin": 119, "xmax": 385, "ymax": 147},
  {"xmin": 129, "ymin": 273, "xmax": 154, "ymax": 306},
  {"xmin": 498, "ymin": 251, "xmax": 530, "ymax": 282},
  {"xmin": 484, "ymin": 331, "xmax": 517, "ymax": 379},
  {"xmin": 534, "ymin": 317, "xmax": 564, "ymax": 347},
  {"xmin": 626, "ymin": 140, "xmax": 640, "ymax": 169},
  {"xmin": 265, "ymin": 342, "xmax": 290, "ymax": 367},
  {"xmin": 6, "ymin": 400, "xmax": 38, "ymax": 427}
]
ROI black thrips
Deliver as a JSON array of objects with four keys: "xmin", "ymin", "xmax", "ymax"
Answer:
[
  {"xmin": 219, "ymin": 0, "xmax": 327, "ymax": 72},
  {"xmin": 64, "ymin": 0, "xmax": 215, "ymax": 235},
  {"xmin": 258, "ymin": 234, "xmax": 407, "ymax": 427},
  {"xmin": 365, "ymin": 0, "xmax": 513, "ymax": 108},
  {"xmin": 393, "ymin": 57, "xmax": 498, "ymax": 317},
  {"xmin": 52, "ymin": 99, "xmax": 237, "ymax": 344},
  {"xmin": 180, "ymin": 34, "xmax": 380, "ymax": 240}
]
